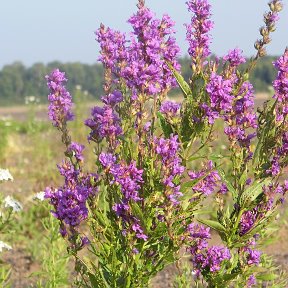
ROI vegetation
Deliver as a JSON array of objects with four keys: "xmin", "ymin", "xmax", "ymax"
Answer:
[{"xmin": 0, "ymin": 56, "xmax": 278, "ymax": 105}]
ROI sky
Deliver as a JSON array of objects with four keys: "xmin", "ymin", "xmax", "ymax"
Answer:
[{"xmin": 1, "ymin": 0, "xmax": 288, "ymax": 68}]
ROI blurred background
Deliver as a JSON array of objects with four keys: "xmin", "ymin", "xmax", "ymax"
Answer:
[{"xmin": 0, "ymin": 1, "xmax": 288, "ymax": 287}]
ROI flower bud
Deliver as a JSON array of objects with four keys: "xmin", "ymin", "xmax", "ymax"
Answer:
[
  {"xmin": 254, "ymin": 40, "xmax": 261, "ymax": 50},
  {"xmin": 260, "ymin": 27, "xmax": 268, "ymax": 37}
]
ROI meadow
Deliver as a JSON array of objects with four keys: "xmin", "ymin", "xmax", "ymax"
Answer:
[
  {"xmin": 0, "ymin": 91, "xmax": 288, "ymax": 287},
  {"xmin": 1, "ymin": 0, "xmax": 288, "ymax": 287}
]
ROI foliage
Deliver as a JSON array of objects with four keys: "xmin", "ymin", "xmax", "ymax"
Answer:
[
  {"xmin": 42, "ymin": 1, "xmax": 288, "ymax": 288},
  {"xmin": 0, "ymin": 58, "xmax": 279, "ymax": 106}
]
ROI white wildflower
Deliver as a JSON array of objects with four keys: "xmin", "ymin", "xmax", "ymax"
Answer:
[
  {"xmin": 0, "ymin": 169, "xmax": 13, "ymax": 182},
  {"xmin": 0, "ymin": 241, "xmax": 12, "ymax": 252},
  {"xmin": 33, "ymin": 191, "xmax": 45, "ymax": 201},
  {"xmin": 4, "ymin": 196, "xmax": 22, "ymax": 212}
]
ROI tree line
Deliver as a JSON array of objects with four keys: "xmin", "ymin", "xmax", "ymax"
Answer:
[{"xmin": 0, "ymin": 56, "xmax": 278, "ymax": 105}]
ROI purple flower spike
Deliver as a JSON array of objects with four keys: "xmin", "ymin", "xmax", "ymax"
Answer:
[
  {"xmin": 185, "ymin": 0, "xmax": 214, "ymax": 69},
  {"xmin": 85, "ymin": 105, "xmax": 122, "ymax": 143},
  {"xmin": 187, "ymin": 223, "xmax": 231, "ymax": 274},
  {"xmin": 121, "ymin": 4, "xmax": 181, "ymax": 96},
  {"xmin": 46, "ymin": 69, "xmax": 74, "ymax": 127},
  {"xmin": 154, "ymin": 135, "xmax": 185, "ymax": 204},
  {"xmin": 223, "ymin": 48, "xmax": 246, "ymax": 67}
]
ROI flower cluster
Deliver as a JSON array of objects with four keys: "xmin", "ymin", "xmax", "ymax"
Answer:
[
  {"xmin": 247, "ymin": 274, "xmax": 257, "ymax": 287},
  {"xmin": 239, "ymin": 210, "xmax": 257, "ymax": 236},
  {"xmin": 239, "ymin": 181, "xmax": 288, "ymax": 236},
  {"xmin": 223, "ymin": 48, "xmax": 246, "ymax": 68},
  {"xmin": 187, "ymin": 223, "xmax": 231, "ymax": 274},
  {"xmin": 45, "ymin": 157, "xmax": 98, "ymax": 237},
  {"xmin": 205, "ymin": 73, "xmax": 233, "ymax": 123},
  {"xmin": 4, "ymin": 196, "xmax": 22, "ymax": 212},
  {"xmin": 224, "ymin": 81, "xmax": 257, "ymax": 149},
  {"xmin": 46, "ymin": 69, "xmax": 74, "ymax": 127},
  {"xmin": 188, "ymin": 161, "xmax": 220, "ymax": 196},
  {"xmin": 185, "ymin": 0, "xmax": 214, "ymax": 71},
  {"xmin": 121, "ymin": 4, "xmax": 181, "ymax": 96},
  {"xmin": 67, "ymin": 142, "xmax": 85, "ymax": 162},
  {"xmin": 154, "ymin": 135, "xmax": 184, "ymax": 204},
  {"xmin": 244, "ymin": 247, "xmax": 261, "ymax": 266},
  {"xmin": 265, "ymin": 49, "xmax": 288, "ymax": 176},
  {"xmin": 96, "ymin": 24, "xmax": 127, "ymax": 73},
  {"xmin": 159, "ymin": 100, "xmax": 181, "ymax": 119},
  {"xmin": 85, "ymin": 90, "xmax": 123, "ymax": 146},
  {"xmin": 0, "ymin": 168, "xmax": 13, "ymax": 182},
  {"xmin": 96, "ymin": 3, "xmax": 181, "ymax": 97},
  {"xmin": 99, "ymin": 152, "xmax": 147, "ymax": 240}
]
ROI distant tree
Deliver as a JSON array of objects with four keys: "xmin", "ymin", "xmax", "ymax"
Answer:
[{"xmin": 0, "ymin": 56, "xmax": 280, "ymax": 105}]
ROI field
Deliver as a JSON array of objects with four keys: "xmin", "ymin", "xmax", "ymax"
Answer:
[{"xmin": 0, "ymin": 92, "xmax": 288, "ymax": 287}]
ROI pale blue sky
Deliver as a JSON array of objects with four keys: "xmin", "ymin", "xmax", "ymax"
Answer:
[{"xmin": 1, "ymin": 0, "xmax": 287, "ymax": 68}]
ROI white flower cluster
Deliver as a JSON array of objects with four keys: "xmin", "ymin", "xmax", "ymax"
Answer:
[
  {"xmin": 0, "ymin": 169, "xmax": 13, "ymax": 182},
  {"xmin": 33, "ymin": 191, "xmax": 45, "ymax": 201},
  {"xmin": 4, "ymin": 196, "xmax": 22, "ymax": 212},
  {"xmin": 0, "ymin": 241, "xmax": 12, "ymax": 253}
]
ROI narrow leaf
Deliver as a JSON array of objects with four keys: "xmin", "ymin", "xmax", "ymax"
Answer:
[
  {"xmin": 166, "ymin": 61, "xmax": 192, "ymax": 98},
  {"xmin": 197, "ymin": 218, "xmax": 226, "ymax": 233},
  {"xmin": 217, "ymin": 168, "xmax": 237, "ymax": 200}
]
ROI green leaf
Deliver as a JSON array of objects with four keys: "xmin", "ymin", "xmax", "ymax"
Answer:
[
  {"xmin": 130, "ymin": 202, "xmax": 145, "ymax": 228},
  {"xmin": 257, "ymin": 273, "xmax": 278, "ymax": 281},
  {"xmin": 197, "ymin": 218, "xmax": 226, "ymax": 233},
  {"xmin": 88, "ymin": 272, "xmax": 104, "ymax": 288},
  {"xmin": 166, "ymin": 61, "xmax": 192, "ymax": 98},
  {"xmin": 180, "ymin": 179, "xmax": 200, "ymax": 193},
  {"xmin": 217, "ymin": 168, "xmax": 237, "ymax": 200},
  {"xmin": 240, "ymin": 179, "xmax": 270, "ymax": 206},
  {"xmin": 222, "ymin": 273, "xmax": 239, "ymax": 282},
  {"xmin": 157, "ymin": 112, "xmax": 173, "ymax": 138}
]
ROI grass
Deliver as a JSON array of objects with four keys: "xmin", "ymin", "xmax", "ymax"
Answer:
[{"xmin": 0, "ymin": 94, "xmax": 288, "ymax": 287}]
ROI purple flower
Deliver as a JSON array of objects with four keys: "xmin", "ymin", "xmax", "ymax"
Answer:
[
  {"xmin": 206, "ymin": 73, "xmax": 233, "ymax": 118},
  {"xmin": 154, "ymin": 135, "xmax": 185, "ymax": 204},
  {"xmin": 244, "ymin": 248, "xmax": 261, "ymax": 266},
  {"xmin": 85, "ymin": 105, "xmax": 122, "ymax": 143},
  {"xmin": 188, "ymin": 161, "xmax": 220, "ymax": 196},
  {"xmin": 240, "ymin": 210, "xmax": 257, "ymax": 236},
  {"xmin": 223, "ymin": 81, "xmax": 257, "ymax": 150},
  {"xmin": 46, "ymin": 69, "xmax": 74, "ymax": 127},
  {"xmin": 223, "ymin": 48, "xmax": 246, "ymax": 67},
  {"xmin": 67, "ymin": 142, "xmax": 85, "ymax": 162},
  {"xmin": 247, "ymin": 274, "xmax": 256, "ymax": 287},
  {"xmin": 185, "ymin": 0, "xmax": 214, "ymax": 70},
  {"xmin": 121, "ymin": 4, "xmax": 181, "ymax": 96},
  {"xmin": 266, "ymin": 156, "xmax": 281, "ymax": 176},
  {"xmin": 96, "ymin": 24, "xmax": 127, "ymax": 73},
  {"xmin": 100, "ymin": 156, "xmax": 147, "ymax": 241},
  {"xmin": 159, "ymin": 101, "xmax": 181, "ymax": 118},
  {"xmin": 188, "ymin": 223, "xmax": 211, "ymax": 239},
  {"xmin": 80, "ymin": 236, "xmax": 90, "ymax": 248},
  {"xmin": 99, "ymin": 152, "xmax": 116, "ymax": 169},
  {"xmin": 187, "ymin": 223, "xmax": 231, "ymax": 274},
  {"xmin": 273, "ymin": 49, "xmax": 288, "ymax": 121},
  {"xmin": 205, "ymin": 246, "xmax": 231, "ymax": 272},
  {"xmin": 101, "ymin": 90, "xmax": 123, "ymax": 107},
  {"xmin": 260, "ymin": 50, "xmax": 288, "ymax": 176},
  {"xmin": 45, "ymin": 163, "xmax": 98, "ymax": 229},
  {"xmin": 110, "ymin": 161, "xmax": 143, "ymax": 202}
]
